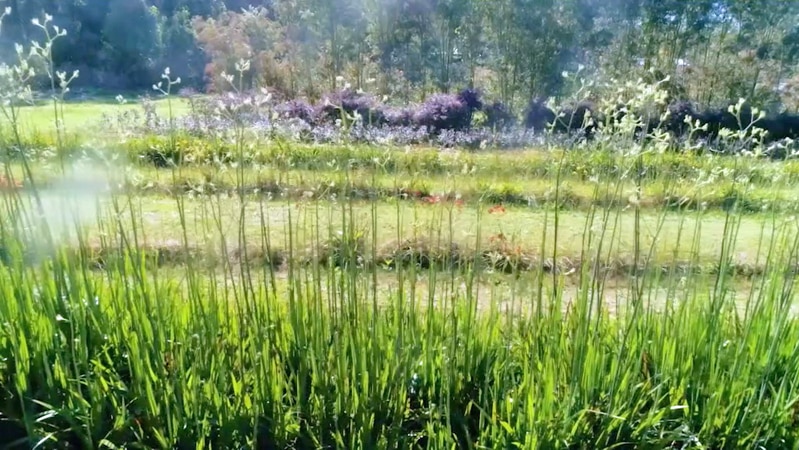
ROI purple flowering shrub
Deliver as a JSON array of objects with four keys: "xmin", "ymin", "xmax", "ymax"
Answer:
[
  {"xmin": 457, "ymin": 88, "xmax": 483, "ymax": 112},
  {"xmin": 130, "ymin": 87, "xmax": 584, "ymax": 151},
  {"xmin": 412, "ymin": 93, "xmax": 467, "ymax": 131},
  {"xmin": 383, "ymin": 106, "xmax": 415, "ymax": 127},
  {"xmin": 523, "ymin": 97, "xmax": 556, "ymax": 132},
  {"xmin": 483, "ymin": 101, "xmax": 516, "ymax": 130},
  {"xmin": 274, "ymin": 99, "xmax": 317, "ymax": 124},
  {"xmin": 317, "ymin": 89, "xmax": 387, "ymax": 126},
  {"xmin": 413, "ymin": 88, "xmax": 483, "ymax": 132}
]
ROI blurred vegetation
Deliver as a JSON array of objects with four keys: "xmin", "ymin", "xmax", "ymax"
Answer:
[{"xmin": 0, "ymin": 0, "xmax": 798, "ymax": 112}]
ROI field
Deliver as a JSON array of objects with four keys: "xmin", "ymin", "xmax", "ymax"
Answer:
[{"xmin": 2, "ymin": 91, "xmax": 799, "ymax": 450}]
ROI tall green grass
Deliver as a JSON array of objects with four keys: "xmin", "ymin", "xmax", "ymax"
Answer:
[{"xmin": 1, "ymin": 25, "xmax": 799, "ymax": 450}]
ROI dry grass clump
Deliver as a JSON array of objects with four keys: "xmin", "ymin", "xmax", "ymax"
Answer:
[
  {"xmin": 306, "ymin": 231, "xmax": 367, "ymax": 268},
  {"xmin": 229, "ymin": 245, "xmax": 287, "ymax": 270},
  {"xmin": 480, "ymin": 232, "xmax": 538, "ymax": 273},
  {"xmin": 83, "ymin": 241, "xmax": 210, "ymax": 270},
  {"xmin": 378, "ymin": 237, "xmax": 462, "ymax": 270}
]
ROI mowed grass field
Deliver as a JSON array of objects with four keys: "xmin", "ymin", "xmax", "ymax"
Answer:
[
  {"xmin": 10, "ymin": 96, "xmax": 192, "ymax": 132},
  {"xmin": 2, "ymin": 97, "xmax": 799, "ymax": 448}
]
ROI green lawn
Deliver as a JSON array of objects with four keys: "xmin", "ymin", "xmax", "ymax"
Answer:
[{"xmin": 3, "ymin": 96, "xmax": 192, "ymax": 134}]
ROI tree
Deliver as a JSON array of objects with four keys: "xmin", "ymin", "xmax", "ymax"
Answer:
[
  {"xmin": 160, "ymin": 6, "xmax": 206, "ymax": 88},
  {"xmin": 101, "ymin": 0, "xmax": 163, "ymax": 88}
]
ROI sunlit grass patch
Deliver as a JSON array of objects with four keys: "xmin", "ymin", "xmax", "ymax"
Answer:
[
  {"xmin": 77, "ymin": 195, "xmax": 790, "ymax": 266},
  {"xmin": 4, "ymin": 96, "xmax": 192, "ymax": 134}
]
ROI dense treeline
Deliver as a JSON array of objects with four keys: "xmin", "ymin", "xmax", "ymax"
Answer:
[{"xmin": 4, "ymin": 0, "xmax": 799, "ymax": 112}]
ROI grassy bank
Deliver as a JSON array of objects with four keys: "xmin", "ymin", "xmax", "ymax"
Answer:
[{"xmin": 3, "ymin": 137, "xmax": 799, "ymax": 213}]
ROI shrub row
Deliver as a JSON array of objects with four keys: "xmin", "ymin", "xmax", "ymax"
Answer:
[
  {"xmin": 524, "ymin": 97, "xmax": 799, "ymax": 147},
  {"xmin": 273, "ymin": 88, "xmax": 511, "ymax": 132},
  {"xmin": 152, "ymin": 88, "xmax": 799, "ymax": 157}
]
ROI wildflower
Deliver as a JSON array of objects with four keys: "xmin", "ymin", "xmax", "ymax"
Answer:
[
  {"xmin": 488, "ymin": 204, "xmax": 506, "ymax": 214},
  {"xmin": 422, "ymin": 195, "xmax": 441, "ymax": 204},
  {"xmin": 0, "ymin": 175, "xmax": 22, "ymax": 190}
]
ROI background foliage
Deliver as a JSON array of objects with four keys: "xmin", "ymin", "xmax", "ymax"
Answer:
[{"xmin": 3, "ymin": 0, "xmax": 799, "ymax": 110}]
